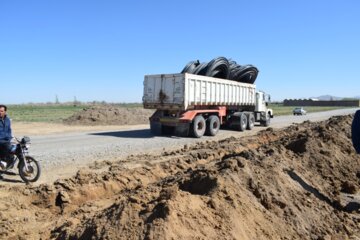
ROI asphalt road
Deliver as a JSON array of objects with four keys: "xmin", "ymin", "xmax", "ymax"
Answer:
[{"xmin": 30, "ymin": 108, "xmax": 359, "ymax": 173}]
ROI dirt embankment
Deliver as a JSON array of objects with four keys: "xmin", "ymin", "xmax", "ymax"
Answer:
[
  {"xmin": 63, "ymin": 106, "xmax": 154, "ymax": 125},
  {"xmin": 1, "ymin": 115, "xmax": 360, "ymax": 239}
]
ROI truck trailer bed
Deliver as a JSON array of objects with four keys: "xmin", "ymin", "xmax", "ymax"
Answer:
[{"xmin": 143, "ymin": 73, "xmax": 256, "ymax": 111}]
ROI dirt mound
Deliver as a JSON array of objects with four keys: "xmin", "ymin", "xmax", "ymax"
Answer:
[
  {"xmin": 63, "ymin": 106, "xmax": 154, "ymax": 125},
  {"xmin": 1, "ymin": 115, "xmax": 360, "ymax": 239}
]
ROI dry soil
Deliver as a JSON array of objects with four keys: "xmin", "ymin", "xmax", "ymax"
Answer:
[{"xmin": 1, "ymin": 114, "xmax": 360, "ymax": 239}]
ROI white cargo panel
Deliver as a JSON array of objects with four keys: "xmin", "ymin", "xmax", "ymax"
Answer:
[{"xmin": 143, "ymin": 73, "xmax": 256, "ymax": 110}]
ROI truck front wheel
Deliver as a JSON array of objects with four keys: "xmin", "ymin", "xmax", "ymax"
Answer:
[
  {"xmin": 206, "ymin": 115, "xmax": 220, "ymax": 136},
  {"xmin": 261, "ymin": 113, "xmax": 271, "ymax": 127},
  {"xmin": 191, "ymin": 115, "xmax": 206, "ymax": 138}
]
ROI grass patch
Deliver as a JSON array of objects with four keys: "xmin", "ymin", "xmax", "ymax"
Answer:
[
  {"xmin": 7, "ymin": 103, "xmax": 143, "ymax": 123},
  {"xmin": 269, "ymin": 103, "xmax": 351, "ymax": 116},
  {"xmin": 7, "ymin": 105, "xmax": 88, "ymax": 123},
  {"xmin": 6, "ymin": 103, "xmax": 351, "ymax": 123}
]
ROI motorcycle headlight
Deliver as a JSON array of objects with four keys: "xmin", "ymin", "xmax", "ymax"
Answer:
[{"xmin": 25, "ymin": 144, "xmax": 30, "ymax": 149}]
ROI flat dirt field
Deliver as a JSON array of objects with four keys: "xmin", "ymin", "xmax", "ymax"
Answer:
[
  {"xmin": 13, "ymin": 121, "xmax": 147, "ymax": 136},
  {"xmin": 1, "ymin": 110, "xmax": 360, "ymax": 239},
  {"xmin": 12, "ymin": 106, "xmax": 154, "ymax": 135}
]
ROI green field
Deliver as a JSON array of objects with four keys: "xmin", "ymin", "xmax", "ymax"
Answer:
[
  {"xmin": 7, "ymin": 103, "xmax": 143, "ymax": 123},
  {"xmin": 7, "ymin": 105, "xmax": 87, "ymax": 122},
  {"xmin": 269, "ymin": 104, "xmax": 351, "ymax": 116},
  {"xmin": 5, "ymin": 103, "xmax": 351, "ymax": 123}
]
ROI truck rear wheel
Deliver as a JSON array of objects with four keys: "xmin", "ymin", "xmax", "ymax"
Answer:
[
  {"xmin": 238, "ymin": 113, "xmax": 247, "ymax": 131},
  {"xmin": 247, "ymin": 113, "xmax": 255, "ymax": 130},
  {"xmin": 206, "ymin": 115, "xmax": 220, "ymax": 136},
  {"xmin": 191, "ymin": 115, "xmax": 206, "ymax": 138}
]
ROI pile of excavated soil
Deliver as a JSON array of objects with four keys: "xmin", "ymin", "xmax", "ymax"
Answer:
[
  {"xmin": 63, "ymin": 106, "xmax": 154, "ymax": 125},
  {"xmin": 1, "ymin": 115, "xmax": 360, "ymax": 239}
]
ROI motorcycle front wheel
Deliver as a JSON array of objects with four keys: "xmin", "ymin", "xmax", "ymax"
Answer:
[{"xmin": 19, "ymin": 156, "xmax": 41, "ymax": 183}]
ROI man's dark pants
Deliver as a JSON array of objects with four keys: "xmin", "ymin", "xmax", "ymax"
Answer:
[
  {"xmin": 0, "ymin": 142, "xmax": 11, "ymax": 159},
  {"xmin": 352, "ymin": 110, "xmax": 360, "ymax": 154}
]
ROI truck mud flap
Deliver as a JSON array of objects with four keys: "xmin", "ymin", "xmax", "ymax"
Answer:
[
  {"xmin": 151, "ymin": 121, "xmax": 189, "ymax": 137},
  {"xmin": 227, "ymin": 114, "xmax": 240, "ymax": 129},
  {"xmin": 150, "ymin": 121, "xmax": 162, "ymax": 136},
  {"xmin": 175, "ymin": 123, "xmax": 190, "ymax": 137},
  {"xmin": 227, "ymin": 112, "xmax": 247, "ymax": 131}
]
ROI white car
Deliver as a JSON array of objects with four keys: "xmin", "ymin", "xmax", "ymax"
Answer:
[{"xmin": 293, "ymin": 107, "xmax": 307, "ymax": 115}]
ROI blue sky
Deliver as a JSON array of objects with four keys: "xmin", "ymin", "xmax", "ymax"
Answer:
[{"xmin": 0, "ymin": 1, "xmax": 359, "ymax": 103}]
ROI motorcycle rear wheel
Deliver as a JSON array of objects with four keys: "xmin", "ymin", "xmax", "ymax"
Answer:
[{"xmin": 19, "ymin": 156, "xmax": 41, "ymax": 183}]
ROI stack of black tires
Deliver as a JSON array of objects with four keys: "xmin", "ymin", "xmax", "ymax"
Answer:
[{"xmin": 181, "ymin": 57, "xmax": 258, "ymax": 84}]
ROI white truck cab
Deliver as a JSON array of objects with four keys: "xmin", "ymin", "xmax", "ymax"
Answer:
[{"xmin": 256, "ymin": 91, "xmax": 273, "ymax": 118}]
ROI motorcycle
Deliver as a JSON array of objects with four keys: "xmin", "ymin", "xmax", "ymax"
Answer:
[{"xmin": 0, "ymin": 136, "xmax": 41, "ymax": 183}]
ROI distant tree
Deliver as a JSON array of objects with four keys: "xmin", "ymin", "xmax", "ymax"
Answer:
[{"xmin": 73, "ymin": 96, "xmax": 80, "ymax": 107}]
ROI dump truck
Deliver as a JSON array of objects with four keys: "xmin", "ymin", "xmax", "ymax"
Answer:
[{"xmin": 143, "ymin": 73, "xmax": 273, "ymax": 138}]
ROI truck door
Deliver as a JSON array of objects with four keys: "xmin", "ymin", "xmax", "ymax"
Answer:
[{"xmin": 255, "ymin": 92, "xmax": 266, "ymax": 112}]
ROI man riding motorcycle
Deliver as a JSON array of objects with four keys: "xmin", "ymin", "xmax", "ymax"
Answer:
[
  {"xmin": 0, "ymin": 104, "xmax": 41, "ymax": 183},
  {"xmin": 0, "ymin": 104, "xmax": 16, "ymax": 169}
]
